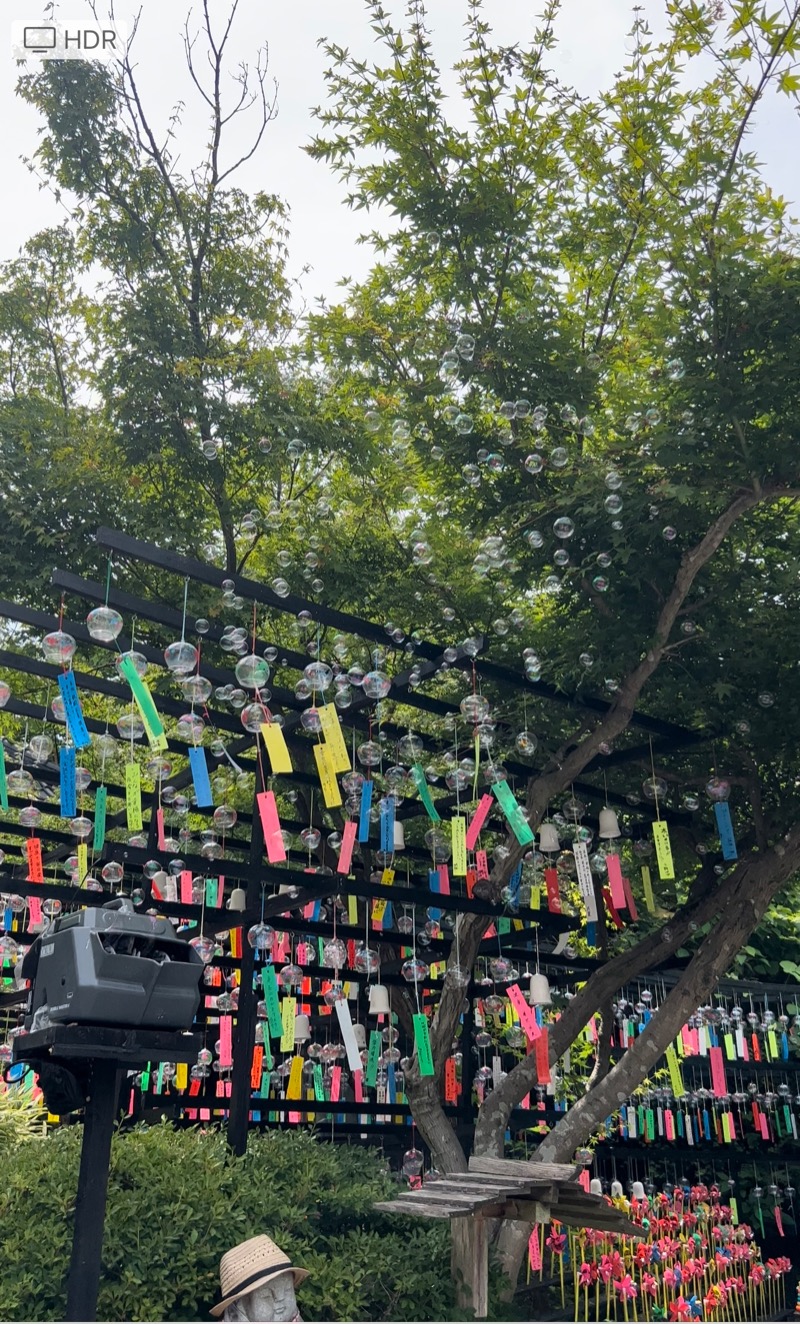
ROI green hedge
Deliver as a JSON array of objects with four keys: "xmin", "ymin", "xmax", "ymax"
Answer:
[{"xmin": 0, "ymin": 1124, "xmax": 461, "ymax": 1322}]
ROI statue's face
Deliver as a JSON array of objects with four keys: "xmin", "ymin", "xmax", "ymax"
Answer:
[{"xmin": 222, "ymin": 1271, "xmax": 301, "ymax": 1323}]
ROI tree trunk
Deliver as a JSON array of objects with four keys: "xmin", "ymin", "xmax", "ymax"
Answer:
[{"xmin": 451, "ymin": 1218, "xmax": 488, "ymax": 1319}]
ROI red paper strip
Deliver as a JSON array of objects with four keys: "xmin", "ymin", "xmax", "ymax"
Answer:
[
  {"xmin": 621, "ymin": 875, "xmax": 638, "ymax": 921},
  {"xmin": 606, "ymin": 853, "xmax": 626, "ymax": 908},
  {"xmin": 156, "ymin": 807, "xmax": 166, "ymax": 851},
  {"xmin": 444, "ymin": 1057, "xmax": 459, "ymax": 1102},
  {"xmin": 251, "ymin": 1046, "xmax": 263, "ymax": 1089},
  {"xmin": 535, "ymin": 1027, "xmax": 550, "ymax": 1085},
  {"xmin": 337, "ymin": 820, "xmax": 357, "ymax": 874},
  {"xmin": 28, "ymin": 896, "xmax": 43, "ymax": 926},
  {"xmin": 352, "ymin": 1069, "xmax": 364, "ymax": 1103},
  {"xmin": 180, "ymin": 870, "xmax": 193, "ymax": 905},
  {"xmin": 760, "ymin": 1113, "xmax": 770, "ymax": 1140},
  {"xmin": 219, "ymin": 1015, "xmax": 233, "ymax": 1068},
  {"xmin": 775, "ymin": 1206, "xmax": 784, "ymax": 1236},
  {"xmin": 437, "ymin": 864, "xmax": 450, "ymax": 895},
  {"xmin": 751, "ymin": 1034, "xmax": 761, "ymax": 1062},
  {"xmin": 475, "ymin": 850, "xmax": 489, "ymax": 880},
  {"xmin": 257, "ymin": 791, "xmax": 287, "ymax": 863},
  {"xmin": 26, "ymin": 838, "xmax": 44, "ymax": 884},
  {"xmin": 217, "ymin": 878, "xmax": 225, "ymax": 907},
  {"xmin": 465, "ymin": 869, "xmax": 477, "ymax": 898},
  {"xmin": 665, "ymin": 1109, "xmax": 675, "ymax": 1140},
  {"xmin": 330, "ymin": 1066, "xmax": 342, "ymax": 1102},
  {"xmin": 465, "ymin": 794, "xmax": 494, "ymax": 850},
  {"xmin": 728, "ymin": 1110, "xmax": 736, "ymax": 1140},
  {"xmin": 545, "ymin": 868, "xmax": 561, "ymax": 914},
  {"xmin": 602, "ymin": 887, "xmax": 624, "ymax": 929}
]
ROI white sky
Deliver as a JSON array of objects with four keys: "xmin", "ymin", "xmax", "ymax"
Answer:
[{"xmin": 2, "ymin": 0, "xmax": 799, "ymax": 303}]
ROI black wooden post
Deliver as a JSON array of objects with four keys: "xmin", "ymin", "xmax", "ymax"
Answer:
[
  {"xmin": 227, "ymin": 760, "xmax": 266, "ymax": 1155},
  {"xmin": 65, "ymin": 1058, "xmax": 121, "ymax": 1322}
]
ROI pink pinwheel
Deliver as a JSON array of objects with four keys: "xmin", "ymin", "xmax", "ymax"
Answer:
[
  {"xmin": 669, "ymin": 1299, "xmax": 692, "ymax": 1321},
  {"xmin": 599, "ymin": 1255, "xmax": 615, "ymax": 1284},
  {"xmin": 642, "ymin": 1273, "xmax": 658, "ymax": 1299},
  {"xmin": 546, "ymin": 1230, "xmax": 566, "ymax": 1254},
  {"xmin": 578, "ymin": 1262, "xmax": 597, "ymax": 1288},
  {"xmin": 749, "ymin": 1264, "xmax": 765, "ymax": 1286},
  {"xmin": 664, "ymin": 1268, "xmax": 678, "ymax": 1290},
  {"xmin": 615, "ymin": 1274, "xmax": 638, "ymax": 1300}
]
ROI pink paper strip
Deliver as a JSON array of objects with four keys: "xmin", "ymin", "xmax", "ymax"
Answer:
[
  {"xmin": 727, "ymin": 1110, "xmax": 736, "ymax": 1139},
  {"xmin": 28, "ymin": 896, "xmax": 42, "ymax": 926},
  {"xmin": 528, "ymin": 1228, "xmax": 541, "ymax": 1271},
  {"xmin": 219, "ymin": 1015, "xmax": 233, "ymax": 1067},
  {"xmin": 578, "ymin": 1169, "xmax": 590, "ymax": 1192},
  {"xmin": 437, "ymin": 864, "xmax": 450, "ymax": 895},
  {"xmin": 257, "ymin": 791, "xmax": 287, "ymax": 863},
  {"xmin": 606, "ymin": 853, "xmax": 626, "ymax": 908},
  {"xmin": 709, "ymin": 1046, "xmax": 727, "ymax": 1098},
  {"xmin": 337, "ymin": 820, "xmax": 357, "ymax": 874},
  {"xmin": 760, "ymin": 1114, "xmax": 770, "ymax": 1140},
  {"xmin": 330, "ymin": 1066, "xmax": 342, "ymax": 1103},
  {"xmin": 681, "ymin": 1026, "xmax": 694, "ymax": 1056},
  {"xmin": 180, "ymin": 870, "xmax": 193, "ymax": 905},
  {"xmin": 475, "ymin": 849, "xmax": 489, "ymax": 880},
  {"xmin": 466, "ymin": 794, "xmax": 494, "ymax": 850},
  {"xmin": 217, "ymin": 878, "xmax": 225, "ymax": 907},
  {"xmin": 665, "ymin": 1110, "xmax": 675, "ymax": 1140},
  {"xmin": 156, "ymin": 807, "xmax": 166, "ymax": 851},
  {"xmin": 506, "ymin": 983, "xmax": 541, "ymax": 1041}
]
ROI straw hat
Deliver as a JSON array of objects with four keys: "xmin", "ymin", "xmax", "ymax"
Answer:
[{"xmin": 210, "ymin": 1234, "xmax": 310, "ymax": 1317}]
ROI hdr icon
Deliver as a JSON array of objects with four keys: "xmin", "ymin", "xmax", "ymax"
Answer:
[{"xmin": 11, "ymin": 19, "xmax": 128, "ymax": 61}]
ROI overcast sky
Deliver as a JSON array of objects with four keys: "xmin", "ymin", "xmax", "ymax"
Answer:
[{"xmin": 3, "ymin": 0, "xmax": 798, "ymax": 303}]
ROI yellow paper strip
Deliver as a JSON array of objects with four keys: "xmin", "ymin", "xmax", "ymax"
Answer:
[
  {"xmin": 280, "ymin": 996, "xmax": 297, "ymax": 1053},
  {"xmin": 260, "ymin": 722, "xmax": 293, "ymax": 774},
  {"xmin": 451, "ymin": 815, "xmax": 467, "ymax": 876},
  {"xmin": 665, "ymin": 1044, "xmax": 685, "ymax": 1098},
  {"xmin": 286, "ymin": 1055, "xmax": 304, "ymax": 1100},
  {"xmin": 641, "ymin": 865, "xmax": 655, "ymax": 913},
  {"xmin": 347, "ymin": 894, "xmax": 358, "ymax": 925},
  {"xmin": 313, "ymin": 743, "xmax": 342, "ymax": 807},
  {"xmin": 77, "ymin": 843, "xmax": 88, "ymax": 884},
  {"xmin": 371, "ymin": 899, "xmax": 387, "ymax": 922},
  {"xmin": 125, "ymin": 762, "xmax": 143, "ymax": 832},
  {"xmin": 652, "ymin": 820, "xmax": 675, "ymax": 880},
  {"xmin": 175, "ymin": 1062, "xmax": 188, "ymax": 1091},
  {"xmin": 381, "ymin": 868, "xmax": 395, "ymax": 885},
  {"xmin": 317, "ymin": 703, "xmax": 351, "ymax": 773}
]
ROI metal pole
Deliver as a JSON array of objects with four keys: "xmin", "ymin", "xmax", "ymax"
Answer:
[
  {"xmin": 65, "ymin": 1059, "xmax": 121, "ymax": 1322},
  {"xmin": 227, "ymin": 760, "xmax": 266, "ymax": 1155}
]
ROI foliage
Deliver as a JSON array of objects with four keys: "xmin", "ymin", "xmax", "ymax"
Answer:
[
  {"xmin": 0, "ymin": 1083, "xmax": 47, "ymax": 1159},
  {"xmin": 0, "ymin": 1123, "xmax": 470, "ymax": 1322}
]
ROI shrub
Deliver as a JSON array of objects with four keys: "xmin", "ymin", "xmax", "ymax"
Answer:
[{"xmin": 0, "ymin": 1123, "xmax": 461, "ymax": 1322}]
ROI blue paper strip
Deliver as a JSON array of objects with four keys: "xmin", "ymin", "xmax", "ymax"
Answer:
[
  {"xmin": 358, "ymin": 779, "xmax": 373, "ymax": 843},
  {"xmin": 379, "ymin": 797, "xmax": 395, "ymax": 853},
  {"xmin": 60, "ymin": 745, "xmax": 76, "ymax": 817},
  {"xmin": 714, "ymin": 802, "xmax": 737, "ymax": 860},
  {"xmin": 188, "ymin": 747, "xmax": 214, "ymax": 808},
  {"xmin": 387, "ymin": 1063, "xmax": 396, "ymax": 1103},
  {"xmin": 427, "ymin": 868, "xmax": 441, "ymax": 921},
  {"xmin": 57, "ymin": 671, "xmax": 91, "ymax": 749},
  {"xmin": 508, "ymin": 862, "xmax": 522, "ymax": 905}
]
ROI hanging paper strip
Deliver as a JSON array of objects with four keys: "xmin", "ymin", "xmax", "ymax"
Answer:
[
  {"xmin": 26, "ymin": 837, "xmax": 44, "ymax": 883},
  {"xmin": 621, "ymin": 875, "xmax": 638, "ymax": 920},
  {"xmin": 413, "ymin": 1013, "xmax": 435, "ymax": 1077},
  {"xmin": 491, "ymin": 780, "xmax": 534, "ymax": 845},
  {"xmin": 117, "ymin": 655, "xmax": 168, "ymax": 752},
  {"xmin": 411, "ymin": 763, "xmax": 440, "ymax": 822},
  {"xmin": 257, "ymin": 791, "xmax": 286, "ymax": 862},
  {"xmin": 451, "ymin": 816, "xmax": 467, "ymax": 876},
  {"xmin": 0, "ymin": 743, "xmax": 7, "ymax": 811},
  {"xmin": 605, "ymin": 853, "xmax": 626, "ymax": 909},
  {"xmin": 334, "ymin": 999, "xmax": 364, "ymax": 1073},
  {"xmin": 506, "ymin": 984, "xmax": 541, "ymax": 1042},
  {"xmin": 641, "ymin": 865, "xmax": 655, "ymax": 913},
  {"xmin": 572, "ymin": 842, "xmax": 597, "ymax": 920},
  {"xmin": 337, "ymin": 820, "xmax": 357, "ymax": 874},
  {"xmin": 60, "ymin": 745, "xmax": 76, "ymax": 818},
  {"xmin": 544, "ymin": 867, "xmax": 561, "ymax": 913},
  {"xmin": 465, "ymin": 794, "xmax": 493, "ymax": 850},
  {"xmin": 534, "ymin": 1028, "xmax": 550, "ymax": 1085},
  {"xmin": 125, "ymin": 762, "xmax": 143, "ymax": 832},
  {"xmin": 286, "ymin": 1056, "xmax": 304, "ymax": 1100},
  {"xmin": 652, "ymin": 820, "xmax": 675, "ymax": 879},
  {"xmin": 427, "ymin": 869, "xmax": 442, "ymax": 922},
  {"xmin": 444, "ymin": 1057, "xmax": 459, "ymax": 1102},
  {"xmin": 93, "ymin": 785, "xmax": 107, "ymax": 851},
  {"xmin": 379, "ymin": 797, "xmax": 395, "ymax": 854},
  {"xmin": 357, "ymin": 779, "xmax": 373, "ymax": 842},
  {"xmin": 259, "ymin": 721, "xmax": 293, "ymax": 774},
  {"xmin": 507, "ymin": 863, "xmax": 522, "ymax": 907},
  {"xmin": 316, "ymin": 703, "xmax": 350, "ymax": 773},
  {"xmin": 313, "ymin": 742, "xmax": 342, "ymax": 808},
  {"xmin": 665, "ymin": 1044, "xmax": 685, "ymax": 1098},
  {"xmin": 261, "ymin": 965, "xmax": 282, "ymax": 1039},
  {"xmin": 366, "ymin": 1031, "xmax": 382, "ymax": 1087},
  {"xmin": 475, "ymin": 850, "xmax": 489, "ymax": 880},
  {"xmin": 57, "ymin": 671, "xmax": 91, "ymax": 749},
  {"xmin": 280, "ymin": 997, "xmax": 297, "ymax": 1052},
  {"xmin": 312, "ymin": 1063, "xmax": 326, "ymax": 1102},
  {"xmin": 188, "ymin": 746, "xmax": 214, "ymax": 808},
  {"xmin": 714, "ymin": 801, "xmax": 738, "ymax": 860},
  {"xmin": 76, "ymin": 843, "xmax": 88, "ymax": 884},
  {"xmin": 219, "ymin": 1015, "xmax": 233, "ymax": 1068}
]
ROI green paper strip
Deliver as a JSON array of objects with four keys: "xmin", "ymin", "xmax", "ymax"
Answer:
[
  {"xmin": 411, "ymin": 763, "xmax": 441, "ymax": 823},
  {"xmin": 498, "ymin": 916, "xmax": 511, "ymax": 935},
  {"xmin": 155, "ymin": 1063, "xmax": 165, "ymax": 1093},
  {"xmin": 263, "ymin": 1038, "xmax": 274, "ymax": 1072},
  {"xmin": 666, "ymin": 1044, "xmax": 685, "ymax": 1098},
  {"xmin": 261, "ymin": 965, "xmax": 282, "ymax": 1040},
  {"xmin": 313, "ymin": 1063, "xmax": 326, "ymax": 1102},
  {"xmin": 205, "ymin": 879, "xmax": 218, "ymax": 908},
  {"xmin": 140, "ymin": 1067, "xmax": 151, "ymax": 1091},
  {"xmin": 729, "ymin": 1197, "xmax": 738, "ymax": 1225},
  {"xmin": 413, "ymin": 1013, "xmax": 435, "ymax": 1077},
  {"xmin": 767, "ymin": 1028, "xmax": 779, "ymax": 1060},
  {"xmin": 0, "ymin": 743, "xmax": 7, "ymax": 812},
  {"xmin": 646, "ymin": 1108, "xmax": 655, "ymax": 1140},
  {"xmin": 318, "ymin": 938, "xmax": 325, "ymax": 965},
  {"xmin": 260, "ymin": 1071, "xmax": 271, "ymax": 1098},
  {"xmin": 366, "ymin": 1030, "xmax": 382, "ymax": 1087},
  {"xmin": 118, "ymin": 655, "xmax": 167, "ymax": 748},
  {"xmin": 492, "ymin": 780, "xmax": 534, "ymax": 845},
  {"xmin": 93, "ymin": 785, "xmax": 107, "ymax": 852}
]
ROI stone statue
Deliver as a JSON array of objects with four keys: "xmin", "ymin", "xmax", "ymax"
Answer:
[{"xmin": 211, "ymin": 1234, "xmax": 310, "ymax": 1323}]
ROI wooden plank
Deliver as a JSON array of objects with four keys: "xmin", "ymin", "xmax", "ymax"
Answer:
[
  {"xmin": 468, "ymin": 1156, "xmax": 579, "ymax": 1183},
  {"xmin": 374, "ymin": 1200, "xmax": 470, "ymax": 1220},
  {"xmin": 452, "ymin": 1216, "xmax": 489, "ymax": 1319},
  {"xmin": 423, "ymin": 1180, "xmax": 537, "ymax": 1199},
  {"xmin": 384, "ymin": 1189, "xmax": 486, "ymax": 1210}
]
